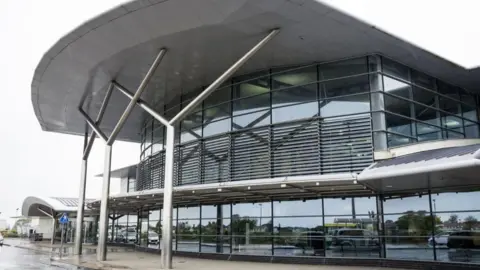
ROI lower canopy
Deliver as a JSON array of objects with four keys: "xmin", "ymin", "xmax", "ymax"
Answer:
[
  {"xmin": 89, "ymin": 143, "xmax": 480, "ymax": 213},
  {"xmin": 358, "ymin": 143, "xmax": 480, "ymax": 194},
  {"xmin": 88, "ymin": 173, "xmax": 365, "ymax": 213}
]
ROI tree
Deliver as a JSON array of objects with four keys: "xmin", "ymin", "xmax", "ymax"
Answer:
[
  {"xmin": 395, "ymin": 211, "xmax": 441, "ymax": 242},
  {"xmin": 448, "ymin": 214, "xmax": 459, "ymax": 224},
  {"xmin": 231, "ymin": 217, "xmax": 257, "ymax": 245},
  {"xmin": 463, "ymin": 216, "xmax": 478, "ymax": 230}
]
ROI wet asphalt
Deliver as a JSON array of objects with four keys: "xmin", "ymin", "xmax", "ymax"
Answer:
[{"xmin": 0, "ymin": 244, "xmax": 86, "ymax": 270}]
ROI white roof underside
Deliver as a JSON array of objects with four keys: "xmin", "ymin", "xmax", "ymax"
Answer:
[
  {"xmin": 32, "ymin": 0, "xmax": 480, "ymax": 143},
  {"xmin": 22, "ymin": 196, "xmax": 95, "ymax": 217}
]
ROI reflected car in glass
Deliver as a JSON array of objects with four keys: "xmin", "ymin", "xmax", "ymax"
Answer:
[
  {"xmin": 330, "ymin": 229, "xmax": 379, "ymax": 251},
  {"xmin": 293, "ymin": 231, "xmax": 325, "ymax": 255}
]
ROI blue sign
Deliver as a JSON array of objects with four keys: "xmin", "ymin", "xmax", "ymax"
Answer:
[{"xmin": 59, "ymin": 213, "xmax": 69, "ymax": 224}]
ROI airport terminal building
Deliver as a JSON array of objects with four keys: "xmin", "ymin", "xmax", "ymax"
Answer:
[{"xmin": 31, "ymin": 0, "xmax": 480, "ymax": 268}]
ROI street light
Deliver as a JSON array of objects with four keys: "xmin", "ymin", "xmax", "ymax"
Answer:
[{"xmin": 16, "ymin": 208, "xmax": 19, "ymax": 216}]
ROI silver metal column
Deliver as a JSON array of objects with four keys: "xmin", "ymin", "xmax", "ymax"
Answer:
[
  {"xmin": 370, "ymin": 55, "xmax": 387, "ymax": 151},
  {"xmin": 51, "ymin": 217, "xmax": 56, "ymax": 245},
  {"xmin": 74, "ymin": 159, "xmax": 88, "ymax": 255},
  {"xmin": 76, "ymin": 84, "xmax": 114, "ymax": 256},
  {"xmin": 97, "ymin": 145, "xmax": 112, "ymax": 261},
  {"xmin": 161, "ymin": 125, "xmax": 175, "ymax": 268}
]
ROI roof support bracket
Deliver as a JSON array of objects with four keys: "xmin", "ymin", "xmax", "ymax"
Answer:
[
  {"xmin": 78, "ymin": 108, "xmax": 108, "ymax": 142},
  {"xmin": 37, "ymin": 207, "xmax": 53, "ymax": 219},
  {"xmin": 82, "ymin": 83, "xmax": 114, "ymax": 160}
]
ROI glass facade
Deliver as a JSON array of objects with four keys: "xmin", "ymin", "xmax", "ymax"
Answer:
[
  {"xmin": 121, "ymin": 55, "xmax": 480, "ymax": 264},
  {"xmin": 141, "ymin": 55, "xmax": 479, "ymax": 157},
  {"xmin": 111, "ymin": 191, "xmax": 480, "ymax": 263},
  {"xmin": 136, "ymin": 55, "xmax": 479, "ymax": 191}
]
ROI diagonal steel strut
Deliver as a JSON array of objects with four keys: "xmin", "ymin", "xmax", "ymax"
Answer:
[
  {"xmin": 107, "ymin": 48, "xmax": 167, "ymax": 145},
  {"xmin": 82, "ymin": 83, "xmax": 115, "ymax": 159}
]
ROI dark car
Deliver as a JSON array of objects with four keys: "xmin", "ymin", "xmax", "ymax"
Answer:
[
  {"xmin": 294, "ymin": 231, "xmax": 325, "ymax": 255},
  {"xmin": 447, "ymin": 231, "xmax": 480, "ymax": 249},
  {"xmin": 447, "ymin": 231, "xmax": 480, "ymax": 262},
  {"xmin": 331, "ymin": 229, "xmax": 379, "ymax": 251}
]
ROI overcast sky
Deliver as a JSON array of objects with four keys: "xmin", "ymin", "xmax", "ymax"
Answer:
[{"xmin": 0, "ymin": 0, "xmax": 479, "ymax": 221}]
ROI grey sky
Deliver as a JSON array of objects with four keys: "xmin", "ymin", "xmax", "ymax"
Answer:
[{"xmin": 0, "ymin": 0, "xmax": 479, "ymax": 223}]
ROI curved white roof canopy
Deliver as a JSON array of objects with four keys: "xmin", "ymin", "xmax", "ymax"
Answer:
[
  {"xmin": 22, "ymin": 196, "xmax": 95, "ymax": 217},
  {"xmin": 32, "ymin": 0, "xmax": 480, "ymax": 143}
]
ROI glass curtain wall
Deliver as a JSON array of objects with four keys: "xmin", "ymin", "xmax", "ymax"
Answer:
[
  {"xmin": 130, "ymin": 190, "xmax": 480, "ymax": 263},
  {"xmin": 140, "ymin": 55, "xmax": 480, "ymax": 158}
]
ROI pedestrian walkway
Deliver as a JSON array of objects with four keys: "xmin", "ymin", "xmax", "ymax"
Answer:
[
  {"xmin": 56, "ymin": 251, "xmax": 404, "ymax": 270},
  {"xmin": 4, "ymin": 238, "xmax": 407, "ymax": 270}
]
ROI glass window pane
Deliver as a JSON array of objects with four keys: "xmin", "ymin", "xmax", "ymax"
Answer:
[
  {"xmin": 459, "ymin": 89, "xmax": 476, "ymax": 106},
  {"xmin": 233, "ymin": 93, "xmax": 270, "ymax": 116},
  {"xmin": 201, "ymin": 204, "xmax": 231, "ymax": 219},
  {"xmin": 272, "ymin": 102, "xmax": 318, "ymax": 123},
  {"xmin": 437, "ymin": 81, "xmax": 460, "ymax": 100},
  {"xmin": 204, "ymin": 103, "xmax": 230, "ymax": 122},
  {"xmin": 383, "ymin": 76, "xmax": 411, "ymax": 99},
  {"xmin": 178, "ymin": 206, "xmax": 200, "ymax": 220},
  {"xmin": 416, "ymin": 121, "xmax": 441, "ymax": 142},
  {"xmin": 388, "ymin": 132, "xmax": 415, "ymax": 147},
  {"xmin": 386, "ymin": 113, "xmax": 412, "ymax": 137},
  {"xmin": 205, "ymin": 85, "xmax": 231, "ymax": 108},
  {"xmin": 321, "ymin": 75, "xmax": 370, "ymax": 99},
  {"xmin": 274, "ymin": 217, "xmax": 323, "ymax": 257},
  {"xmin": 181, "ymin": 111, "xmax": 202, "ymax": 143},
  {"xmin": 320, "ymin": 94, "xmax": 370, "ymax": 118},
  {"xmin": 462, "ymin": 104, "xmax": 478, "ymax": 122},
  {"xmin": 233, "ymin": 71, "xmax": 270, "ymax": 100},
  {"xmin": 441, "ymin": 114, "xmax": 463, "ymax": 131},
  {"xmin": 203, "ymin": 118, "xmax": 230, "ymax": 137},
  {"xmin": 382, "ymin": 57, "xmax": 409, "ymax": 81},
  {"xmin": 438, "ymin": 96, "xmax": 460, "ymax": 115},
  {"xmin": 413, "ymin": 86, "xmax": 436, "ymax": 107},
  {"xmin": 271, "ymin": 65, "xmax": 317, "ymax": 90},
  {"xmin": 445, "ymin": 129, "xmax": 464, "ymax": 139},
  {"xmin": 384, "ymin": 94, "xmax": 412, "ymax": 118},
  {"xmin": 273, "ymin": 199, "xmax": 322, "ymax": 217},
  {"xmin": 411, "ymin": 70, "xmax": 435, "ymax": 90},
  {"xmin": 414, "ymin": 103, "xmax": 440, "ymax": 128},
  {"xmin": 232, "ymin": 110, "xmax": 270, "ymax": 130},
  {"xmin": 320, "ymin": 57, "xmax": 367, "ymax": 80},
  {"xmin": 464, "ymin": 121, "xmax": 479, "ymax": 138},
  {"xmin": 272, "ymin": 83, "xmax": 317, "ymax": 108}
]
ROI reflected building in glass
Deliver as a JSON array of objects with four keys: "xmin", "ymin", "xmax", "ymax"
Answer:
[{"xmin": 31, "ymin": 0, "xmax": 480, "ymax": 267}]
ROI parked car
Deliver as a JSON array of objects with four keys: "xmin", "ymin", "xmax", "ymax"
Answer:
[
  {"xmin": 447, "ymin": 231, "xmax": 480, "ymax": 249},
  {"xmin": 429, "ymin": 233, "xmax": 450, "ymax": 247},
  {"xmin": 148, "ymin": 232, "xmax": 160, "ymax": 245},
  {"xmin": 330, "ymin": 229, "xmax": 379, "ymax": 251},
  {"xmin": 447, "ymin": 231, "xmax": 480, "ymax": 262}
]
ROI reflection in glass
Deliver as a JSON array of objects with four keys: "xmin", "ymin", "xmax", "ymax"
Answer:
[
  {"xmin": 383, "ymin": 76, "xmax": 411, "ymax": 99},
  {"xmin": 320, "ymin": 94, "xmax": 370, "ymax": 118},
  {"xmin": 320, "ymin": 58, "xmax": 367, "ymax": 80},
  {"xmin": 232, "ymin": 110, "xmax": 270, "ymax": 130},
  {"xmin": 385, "ymin": 113, "xmax": 412, "ymax": 138}
]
